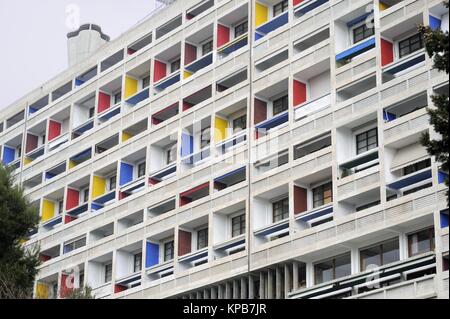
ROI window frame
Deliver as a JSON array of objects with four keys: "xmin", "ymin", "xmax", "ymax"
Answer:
[
  {"xmin": 273, "ymin": 0, "xmax": 289, "ymax": 17},
  {"xmin": 234, "ymin": 20, "xmax": 248, "ymax": 38},
  {"xmin": 408, "ymin": 227, "xmax": 435, "ymax": 257},
  {"xmin": 197, "ymin": 228, "xmax": 209, "ymax": 250},
  {"xmin": 272, "ymin": 95, "xmax": 289, "ymax": 116},
  {"xmin": 163, "ymin": 240, "xmax": 175, "ymax": 262},
  {"xmin": 202, "ymin": 40, "xmax": 213, "ymax": 56},
  {"xmin": 133, "ymin": 252, "xmax": 142, "ymax": 273},
  {"xmin": 351, "ymin": 20, "xmax": 375, "ymax": 44},
  {"xmin": 170, "ymin": 58, "xmax": 181, "ymax": 73},
  {"xmin": 314, "ymin": 253, "xmax": 352, "ymax": 285},
  {"xmin": 138, "ymin": 161, "xmax": 146, "ymax": 178},
  {"xmin": 359, "ymin": 237, "xmax": 400, "ymax": 271},
  {"xmin": 272, "ymin": 197, "xmax": 289, "ymax": 223},
  {"xmin": 312, "ymin": 181, "xmax": 333, "ymax": 208},
  {"xmin": 232, "ymin": 114, "xmax": 247, "ymax": 133},
  {"xmin": 231, "ymin": 214, "xmax": 246, "ymax": 237},
  {"xmin": 398, "ymin": 33, "xmax": 423, "ymax": 59},
  {"xmin": 355, "ymin": 127, "xmax": 378, "ymax": 155},
  {"xmin": 104, "ymin": 263, "xmax": 112, "ymax": 283}
]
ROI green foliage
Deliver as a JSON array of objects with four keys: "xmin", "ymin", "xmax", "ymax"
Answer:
[
  {"xmin": 0, "ymin": 164, "xmax": 41, "ymax": 299},
  {"xmin": 418, "ymin": 1, "xmax": 449, "ymax": 203},
  {"xmin": 64, "ymin": 285, "xmax": 95, "ymax": 299}
]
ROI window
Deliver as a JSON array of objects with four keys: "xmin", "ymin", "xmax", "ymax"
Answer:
[
  {"xmin": 360, "ymin": 238, "xmax": 400, "ymax": 271},
  {"xmin": 234, "ymin": 21, "xmax": 248, "ymax": 38},
  {"xmin": 197, "ymin": 228, "xmax": 208, "ymax": 250},
  {"xmin": 312, "ymin": 182, "xmax": 333, "ymax": 208},
  {"xmin": 109, "ymin": 176, "xmax": 117, "ymax": 191},
  {"xmin": 138, "ymin": 162, "xmax": 146, "ymax": 177},
  {"xmin": 114, "ymin": 91, "xmax": 122, "ymax": 104},
  {"xmin": 202, "ymin": 40, "xmax": 213, "ymax": 55},
  {"xmin": 164, "ymin": 241, "xmax": 174, "ymax": 261},
  {"xmin": 142, "ymin": 75, "xmax": 150, "ymax": 89},
  {"xmin": 83, "ymin": 188, "xmax": 89, "ymax": 203},
  {"xmin": 58, "ymin": 201, "xmax": 64, "ymax": 215},
  {"xmin": 17, "ymin": 146, "xmax": 22, "ymax": 158},
  {"xmin": 166, "ymin": 146, "xmax": 176, "ymax": 165},
  {"xmin": 352, "ymin": 21, "xmax": 374, "ymax": 44},
  {"xmin": 104, "ymin": 263, "xmax": 112, "ymax": 283},
  {"xmin": 273, "ymin": 197, "xmax": 289, "ymax": 222},
  {"xmin": 403, "ymin": 159, "xmax": 431, "ymax": 176},
  {"xmin": 89, "ymin": 107, "xmax": 95, "ymax": 118},
  {"xmin": 356, "ymin": 200, "xmax": 380, "ymax": 212},
  {"xmin": 314, "ymin": 253, "xmax": 351, "ymax": 284},
  {"xmin": 272, "ymin": 95, "xmax": 288, "ymax": 116},
  {"xmin": 42, "ymin": 135, "xmax": 46, "ymax": 144},
  {"xmin": 232, "ymin": 214, "xmax": 246, "ymax": 237},
  {"xmin": 64, "ymin": 237, "xmax": 86, "ymax": 253},
  {"xmin": 233, "ymin": 115, "xmax": 247, "ymax": 133},
  {"xmin": 399, "ymin": 33, "xmax": 423, "ymax": 58},
  {"xmin": 171, "ymin": 59, "xmax": 181, "ymax": 73},
  {"xmin": 408, "ymin": 228, "xmax": 435, "ymax": 257},
  {"xmin": 356, "ymin": 128, "xmax": 378, "ymax": 155},
  {"xmin": 200, "ymin": 127, "xmax": 211, "ymax": 149},
  {"xmin": 133, "ymin": 252, "xmax": 142, "ymax": 272},
  {"xmin": 273, "ymin": 0, "xmax": 288, "ymax": 17}
]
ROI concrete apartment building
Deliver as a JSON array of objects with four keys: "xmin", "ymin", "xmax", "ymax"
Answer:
[{"xmin": 0, "ymin": 0, "xmax": 448, "ymax": 299}]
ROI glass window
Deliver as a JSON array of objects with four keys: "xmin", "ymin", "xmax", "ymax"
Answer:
[
  {"xmin": 399, "ymin": 34, "xmax": 423, "ymax": 58},
  {"xmin": 142, "ymin": 75, "xmax": 150, "ymax": 89},
  {"xmin": 164, "ymin": 241, "xmax": 174, "ymax": 261},
  {"xmin": 138, "ymin": 162, "xmax": 146, "ymax": 177},
  {"xmin": 58, "ymin": 201, "xmax": 64, "ymax": 214},
  {"xmin": 315, "ymin": 253, "xmax": 351, "ymax": 284},
  {"xmin": 273, "ymin": 0, "xmax": 288, "ymax": 17},
  {"xmin": 360, "ymin": 238, "xmax": 400, "ymax": 271},
  {"xmin": 232, "ymin": 214, "xmax": 246, "ymax": 237},
  {"xmin": 109, "ymin": 176, "xmax": 117, "ymax": 190},
  {"xmin": 312, "ymin": 182, "xmax": 333, "ymax": 208},
  {"xmin": 166, "ymin": 146, "xmax": 176, "ymax": 165},
  {"xmin": 171, "ymin": 59, "xmax": 181, "ymax": 73},
  {"xmin": 408, "ymin": 228, "xmax": 435, "ymax": 257},
  {"xmin": 234, "ymin": 21, "xmax": 248, "ymax": 38},
  {"xmin": 201, "ymin": 127, "xmax": 211, "ymax": 149},
  {"xmin": 89, "ymin": 107, "xmax": 95, "ymax": 118},
  {"xmin": 273, "ymin": 95, "xmax": 288, "ymax": 116},
  {"xmin": 83, "ymin": 188, "xmax": 89, "ymax": 203},
  {"xmin": 403, "ymin": 159, "xmax": 431, "ymax": 176},
  {"xmin": 356, "ymin": 128, "xmax": 378, "ymax": 155},
  {"xmin": 104, "ymin": 263, "xmax": 112, "ymax": 283},
  {"xmin": 273, "ymin": 197, "xmax": 289, "ymax": 222},
  {"xmin": 133, "ymin": 252, "xmax": 142, "ymax": 272},
  {"xmin": 233, "ymin": 115, "xmax": 247, "ymax": 133},
  {"xmin": 202, "ymin": 40, "xmax": 213, "ymax": 55},
  {"xmin": 197, "ymin": 228, "xmax": 208, "ymax": 250},
  {"xmin": 352, "ymin": 21, "xmax": 374, "ymax": 44},
  {"xmin": 114, "ymin": 91, "xmax": 122, "ymax": 104}
]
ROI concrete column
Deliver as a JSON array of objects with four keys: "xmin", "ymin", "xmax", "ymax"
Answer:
[
  {"xmin": 233, "ymin": 280, "xmax": 239, "ymax": 299},
  {"xmin": 284, "ymin": 263, "xmax": 291, "ymax": 298},
  {"xmin": 204, "ymin": 289, "xmax": 210, "ymax": 299},
  {"xmin": 225, "ymin": 282, "xmax": 232, "ymax": 299},
  {"xmin": 241, "ymin": 277, "xmax": 248, "ymax": 299},
  {"xmin": 276, "ymin": 267, "xmax": 282, "ymax": 299},
  {"xmin": 267, "ymin": 269, "xmax": 274, "ymax": 299},
  {"xmin": 259, "ymin": 272, "xmax": 265, "ymax": 299},
  {"xmin": 249, "ymin": 276, "xmax": 255, "ymax": 299},
  {"xmin": 218, "ymin": 285, "xmax": 224, "ymax": 299},
  {"xmin": 306, "ymin": 262, "xmax": 314, "ymax": 288},
  {"xmin": 211, "ymin": 286, "xmax": 218, "ymax": 299},
  {"xmin": 293, "ymin": 261, "xmax": 299, "ymax": 291},
  {"xmin": 196, "ymin": 291, "xmax": 202, "ymax": 299}
]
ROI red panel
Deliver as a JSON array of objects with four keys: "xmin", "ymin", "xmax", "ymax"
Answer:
[
  {"xmin": 64, "ymin": 215, "xmax": 78, "ymax": 224},
  {"xmin": 178, "ymin": 230, "xmax": 192, "ymax": 256},
  {"xmin": 294, "ymin": 186, "xmax": 308, "ymax": 215},
  {"xmin": 293, "ymin": 0, "xmax": 305, "ymax": 6},
  {"xmin": 127, "ymin": 48, "xmax": 136, "ymax": 55},
  {"xmin": 39, "ymin": 254, "xmax": 52, "ymax": 262},
  {"xmin": 154, "ymin": 60, "xmax": 167, "ymax": 83},
  {"xmin": 48, "ymin": 120, "xmax": 62, "ymax": 142},
  {"xmin": 180, "ymin": 182, "xmax": 209, "ymax": 197},
  {"xmin": 98, "ymin": 92, "xmax": 111, "ymax": 113},
  {"xmin": 381, "ymin": 38, "xmax": 394, "ymax": 67},
  {"xmin": 254, "ymin": 99, "xmax": 267, "ymax": 125},
  {"xmin": 183, "ymin": 101, "xmax": 194, "ymax": 111},
  {"xmin": 293, "ymin": 80, "xmax": 307, "ymax": 107},
  {"xmin": 184, "ymin": 43, "xmax": 198, "ymax": 65},
  {"xmin": 180, "ymin": 196, "xmax": 193, "ymax": 206},
  {"xmin": 186, "ymin": 13, "xmax": 195, "ymax": 20},
  {"xmin": 66, "ymin": 188, "xmax": 80, "ymax": 211},
  {"xmin": 26, "ymin": 134, "xmax": 38, "ymax": 153},
  {"xmin": 114, "ymin": 285, "xmax": 128, "ymax": 293},
  {"xmin": 60, "ymin": 274, "xmax": 73, "ymax": 298},
  {"xmin": 217, "ymin": 24, "xmax": 230, "ymax": 48}
]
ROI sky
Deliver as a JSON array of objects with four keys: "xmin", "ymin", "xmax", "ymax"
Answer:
[{"xmin": 0, "ymin": 0, "xmax": 160, "ymax": 110}]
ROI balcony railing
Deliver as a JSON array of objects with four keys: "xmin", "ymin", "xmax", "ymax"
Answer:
[
  {"xmin": 255, "ymin": 11, "xmax": 289, "ymax": 40},
  {"xmin": 295, "ymin": 93, "xmax": 331, "ymax": 121}
]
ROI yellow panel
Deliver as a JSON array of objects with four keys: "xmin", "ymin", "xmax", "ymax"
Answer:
[
  {"xmin": 184, "ymin": 71, "xmax": 193, "ymax": 79},
  {"xmin": 122, "ymin": 131, "xmax": 132, "ymax": 142},
  {"xmin": 36, "ymin": 283, "xmax": 49, "ymax": 299},
  {"xmin": 92, "ymin": 175, "xmax": 106, "ymax": 199},
  {"xmin": 69, "ymin": 160, "xmax": 77, "ymax": 169},
  {"xmin": 255, "ymin": 2, "xmax": 269, "ymax": 27},
  {"xmin": 124, "ymin": 76, "xmax": 139, "ymax": 99},
  {"xmin": 214, "ymin": 117, "xmax": 228, "ymax": 143},
  {"xmin": 42, "ymin": 199, "xmax": 55, "ymax": 222},
  {"xmin": 24, "ymin": 157, "xmax": 33, "ymax": 165},
  {"xmin": 379, "ymin": 2, "xmax": 389, "ymax": 10}
]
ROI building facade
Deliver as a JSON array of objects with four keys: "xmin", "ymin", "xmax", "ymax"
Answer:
[{"xmin": 0, "ymin": 0, "xmax": 448, "ymax": 299}]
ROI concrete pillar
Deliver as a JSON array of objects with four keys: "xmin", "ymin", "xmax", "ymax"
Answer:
[
  {"xmin": 218, "ymin": 285, "xmax": 224, "ymax": 299},
  {"xmin": 267, "ymin": 269, "xmax": 274, "ymax": 299},
  {"xmin": 284, "ymin": 263, "xmax": 291, "ymax": 298},
  {"xmin": 211, "ymin": 286, "xmax": 218, "ymax": 299},
  {"xmin": 249, "ymin": 276, "xmax": 255, "ymax": 299},
  {"xmin": 241, "ymin": 277, "xmax": 248, "ymax": 299},
  {"xmin": 196, "ymin": 291, "xmax": 202, "ymax": 299},
  {"xmin": 233, "ymin": 280, "xmax": 239, "ymax": 299},
  {"xmin": 204, "ymin": 289, "xmax": 210, "ymax": 299},
  {"xmin": 259, "ymin": 272, "xmax": 265, "ymax": 299},
  {"xmin": 225, "ymin": 282, "xmax": 232, "ymax": 299},
  {"xmin": 293, "ymin": 261, "xmax": 299, "ymax": 291},
  {"xmin": 276, "ymin": 267, "xmax": 282, "ymax": 299}
]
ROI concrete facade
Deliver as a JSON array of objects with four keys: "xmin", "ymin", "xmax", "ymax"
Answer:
[{"xmin": 0, "ymin": 0, "xmax": 448, "ymax": 299}]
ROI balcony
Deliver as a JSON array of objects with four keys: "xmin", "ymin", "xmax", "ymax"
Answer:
[
  {"xmin": 217, "ymin": 34, "xmax": 248, "ymax": 58},
  {"xmin": 98, "ymin": 102, "xmax": 121, "ymax": 124},
  {"xmin": 255, "ymin": 11, "xmax": 288, "ymax": 41},
  {"xmin": 336, "ymin": 37, "xmax": 375, "ymax": 65},
  {"xmin": 149, "ymin": 163, "xmax": 176, "ymax": 185},
  {"xmin": 295, "ymin": 204, "xmax": 333, "ymax": 228},
  {"xmin": 294, "ymin": 0, "xmax": 329, "ymax": 17},
  {"xmin": 215, "ymin": 130, "xmax": 247, "ymax": 155},
  {"xmin": 382, "ymin": 50, "xmax": 426, "ymax": 82},
  {"xmin": 295, "ymin": 93, "xmax": 331, "ymax": 121}
]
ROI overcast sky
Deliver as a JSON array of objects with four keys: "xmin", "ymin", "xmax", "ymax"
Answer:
[{"xmin": 0, "ymin": 0, "xmax": 159, "ymax": 110}]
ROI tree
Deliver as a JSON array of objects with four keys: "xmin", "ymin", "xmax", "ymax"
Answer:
[
  {"xmin": 64, "ymin": 285, "xmax": 95, "ymax": 299},
  {"xmin": 0, "ymin": 164, "xmax": 41, "ymax": 299},
  {"xmin": 418, "ymin": 1, "xmax": 449, "ymax": 203}
]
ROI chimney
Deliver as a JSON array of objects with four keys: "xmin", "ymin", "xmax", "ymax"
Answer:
[{"xmin": 67, "ymin": 24, "xmax": 110, "ymax": 67}]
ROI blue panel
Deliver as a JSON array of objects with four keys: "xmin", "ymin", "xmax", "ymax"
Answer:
[
  {"xmin": 74, "ymin": 120, "xmax": 94, "ymax": 135},
  {"xmin": 120, "ymin": 162, "xmax": 134, "ymax": 186},
  {"xmin": 117, "ymin": 274, "xmax": 141, "ymax": 286},
  {"xmin": 152, "ymin": 165, "xmax": 177, "ymax": 180},
  {"xmin": 438, "ymin": 171, "xmax": 449, "ymax": 184},
  {"xmin": 387, "ymin": 169, "xmax": 432, "ymax": 190},
  {"xmin": 43, "ymin": 216, "xmax": 62, "ymax": 228},
  {"xmin": 99, "ymin": 106, "xmax": 121, "ymax": 122},
  {"xmin": 220, "ymin": 36, "xmax": 248, "ymax": 55},
  {"xmin": 181, "ymin": 133, "xmax": 194, "ymax": 158},
  {"xmin": 346, "ymin": 12, "xmax": 373, "ymax": 27},
  {"xmin": 214, "ymin": 166, "xmax": 246, "ymax": 183},
  {"xmin": 386, "ymin": 54, "xmax": 425, "ymax": 75},
  {"xmin": 255, "ymin": 111, "xmax": 289, "ymax": 131},
  {"xmin": 429, "ymin": 15, "xmax": 442, "ymax": 31},
  {"xmin": 255, "ymin": 11, "xmax": 289, "ymax": 36},
  {"xmin": 2, "ymin": 146, "xmax": 16, "ymax": 165},
  {"xmin": 91, "ymin": 203, "xmax": 103, "ymax": 212},
  {"xmin": 298, "ymin": 206, "xmax": 333, "ymax": 222},
  {"xmin": 155, "ymin": 73, "xmax": 181, "ymax": 90},
  {"xmin": 185, "ymin": 52, "xmax": 213, "ymax": 73},
  {"xmin": 126, "ymin": 89, "xmax": 150, "ymax": 106},
  {"xmin": 256, "ymin": 222, "xmax": 289, "ymax": 237},
  {"xmin": 71, "ymin": 148, "xmax": 91, "ymax": 163},
  {"xmin": 180, "ymin": 251, "xmax": 208, "ymax": 263},
  {"xmin": 92, "ymin": 191, "xmax": 116, "ymax": 204},
  {"xmin": 66, "ymin": 203, "xmax": 89, "ymax": 216},
  {"xmin": 255, "ymin": 32, "xmax": 265, "ymax": 41},
  {"xmin": 441, "ymin": 210, "xmax": 449, "ymax": 228},
  {"xmin": 383, "ymin": 111, "xmax": 397, "ymax": 122},
  {"xmin": 75, "ymin": 79, "xmax": 85, "ymax": 87},
  {"xmin": 45, "ymin": 172, "xmax": 57, "ymax": 180},
  {"xmin": 295, "ymin": 0, "xmax": 329, "ymax": 16},
  {"xmin": 217, "ymin": 238, "xmax": 245, "ymax": 251},
  {"xmin": 29, "ymin": 107, "xmax": 38, "ymax": 114},
  {"xmin": 146, "ymin": 242, "xmax": 159, "ymax": 268},
  {"xmin": 336, "ymin": 37, "xmax": 376, "ymax": 62}
]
